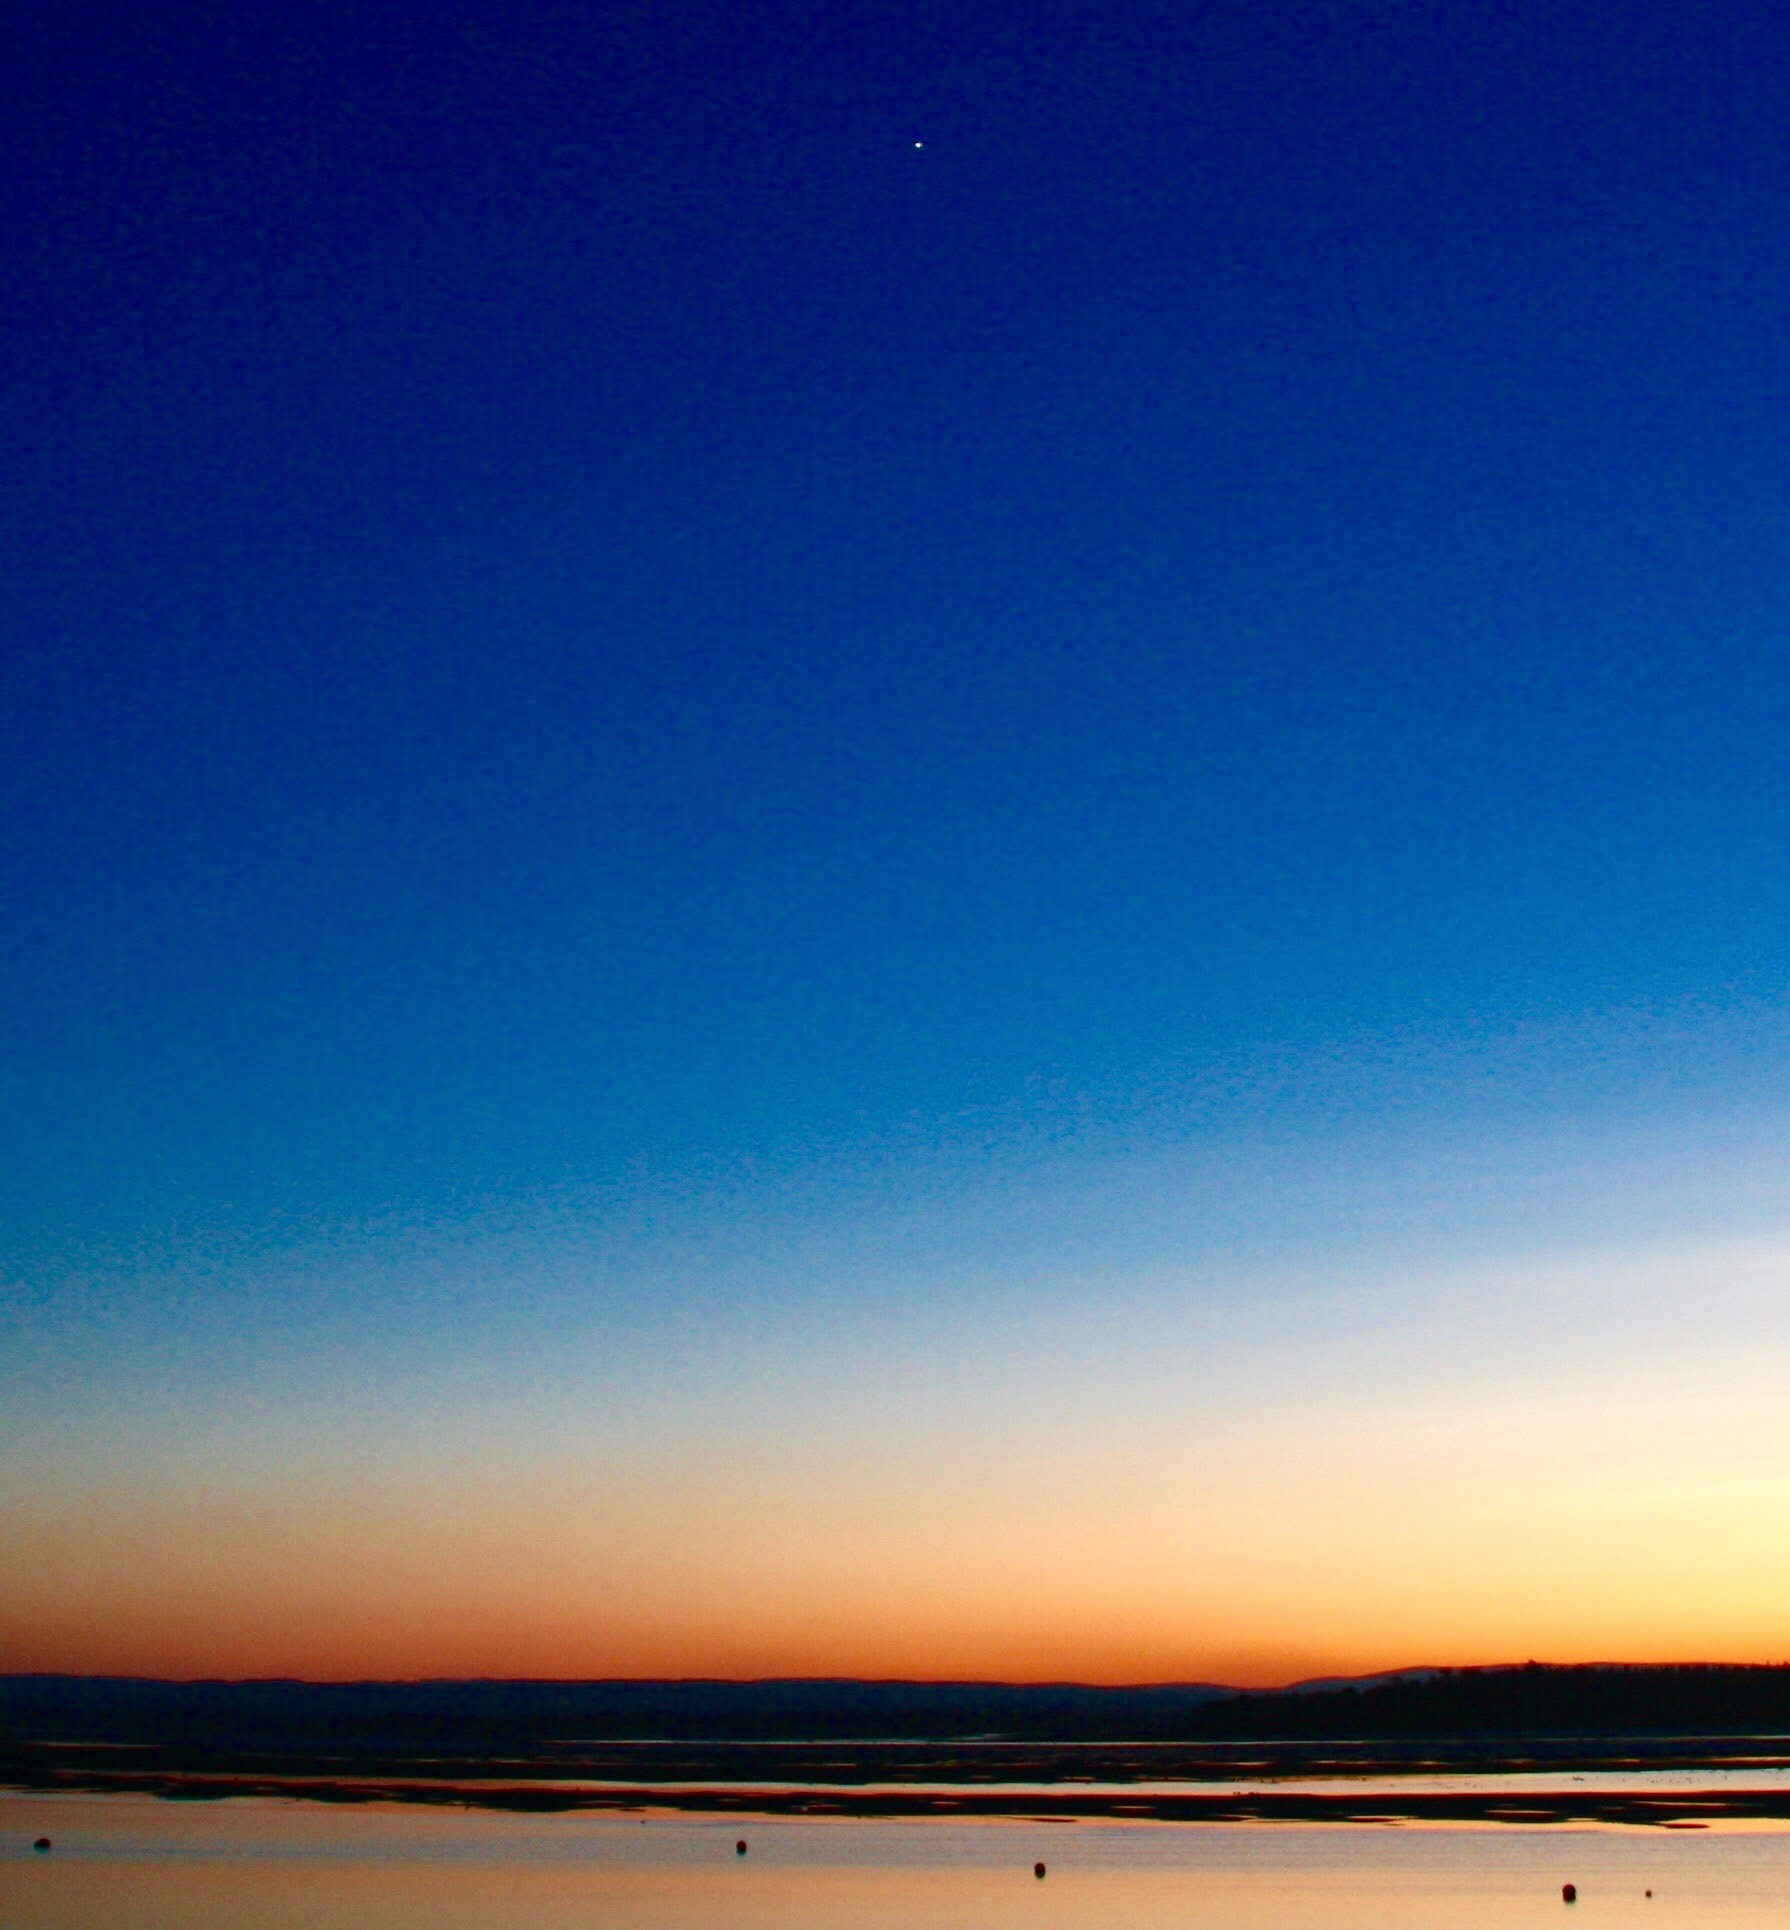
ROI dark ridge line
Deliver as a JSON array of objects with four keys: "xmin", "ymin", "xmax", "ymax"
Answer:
[{"xmin": 14, "ymin": 1665, "xmax": 1790, "ymax": 1747}]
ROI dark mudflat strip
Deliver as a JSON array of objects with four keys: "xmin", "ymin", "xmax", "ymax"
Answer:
[
  {"xmin": 5, "ymin": 1766, "xmax": 1787, "ymax": 1827},
  {"xmin": 9, "ymin": 1737, "xmax": 1788, "ymax": 1787}
]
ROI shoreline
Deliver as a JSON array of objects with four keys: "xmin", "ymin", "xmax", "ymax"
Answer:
[{"xmin": 11, "ymin": 1768, "xmax": 1790, "ymax": 1827}]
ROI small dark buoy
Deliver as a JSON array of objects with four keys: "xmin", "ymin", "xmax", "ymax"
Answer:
[
  {"xmin": 33, "ymin": 1837, "xmax": 51, "ymax": 1852},
  {"xmin": 1646, "ymin": 1892, "xmax": 1653, "ymax": 1899},
  {"xmin": 1563, "ymin": 1884, "xmax": 1577, "ymax": 1903},
  {"xmin": 736, "ymin": 1840, "xmax": 747, "ymax": 1856},
  {"xmin": 1034, "ymin": 1862, "xmax": 1047, "ymax": 1879}
]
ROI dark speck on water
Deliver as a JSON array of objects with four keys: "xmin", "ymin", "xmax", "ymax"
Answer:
[
  {"xmin": 736, "ymin": 1840, "xmax": 747, "ymax": 1856},
  {"xmin": 1035, "ymin": 1862, "xmax": 1047, "ymax": 1878},
  {"xmin": 1564, "ymin": 1883, "xmax": 1578, "ymax": 1902},
  {"xmin": 33, "ymin": 1837, "xmax": 51, "ymax": 1851}
]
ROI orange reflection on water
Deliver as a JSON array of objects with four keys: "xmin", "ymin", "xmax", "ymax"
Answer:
[
  {"xmin": 0, "ymin": 1862, "xmax": 1614, "ymax": 1930},
  {"xmin": 11, "ymin": 1797, "xmax": 1790, "ymax": 1930}
]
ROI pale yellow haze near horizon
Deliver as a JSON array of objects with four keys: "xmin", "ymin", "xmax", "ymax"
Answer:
[{"xmin": 8, "ymin": 1240, "xmax": 1790, "ymax": 1683}]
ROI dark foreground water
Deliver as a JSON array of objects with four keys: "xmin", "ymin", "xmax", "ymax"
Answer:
[{"xmin": 7, "ymin": 1794, "xmax": 1790, "ymax": 1930}]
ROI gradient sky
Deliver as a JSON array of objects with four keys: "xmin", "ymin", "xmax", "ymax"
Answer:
[{"xmin": 7, "ymin": 0, "xmax": 1790, "ymax": 1684}]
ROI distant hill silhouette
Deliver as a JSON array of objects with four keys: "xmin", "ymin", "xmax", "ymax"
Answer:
[
  {"xmin": 6, "ymin": 1664, "xmax": 1790, "ymax": 1752},
  {"xmin": 0, "ymin": 1674, "xmax": 1229, "ymax": 1748},
  {"xmin": 1183, "ymin": 1662, "xmax": 1790, "ymax": 1739}
]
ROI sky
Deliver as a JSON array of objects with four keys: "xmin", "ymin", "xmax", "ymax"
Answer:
[{"xmin": 5, "ymin": 0, "xmax": 1790, "ymax": 1685}]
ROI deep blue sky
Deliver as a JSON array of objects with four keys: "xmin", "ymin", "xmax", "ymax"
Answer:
[
  {"xmin": 18, "ymin": 0, "xmax": 1790, "ymax": 1684},
  {"xmin": 7, "ymin": 0, "xmax": 1790, "ymax": 1270}
]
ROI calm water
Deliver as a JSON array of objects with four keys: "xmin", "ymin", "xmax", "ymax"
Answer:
[
  {"xmin": 6, "ymin": 1792, "xmax": 1790, "ymax": 1930},
  {"xmin": 415, "ymin": 1767, "xmax": 1790, "ymax": 1798}
]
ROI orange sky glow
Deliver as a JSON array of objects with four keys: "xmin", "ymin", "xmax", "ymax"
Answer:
[{"xmin": 10, "ymin": 1314, "xmax": 1790, "ymax": 1683}]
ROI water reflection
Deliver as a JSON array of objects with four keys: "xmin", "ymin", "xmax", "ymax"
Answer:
[{"xmin": 7, "ymin": 1794, "xmax": 1790, "ymax": 1930}]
